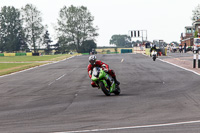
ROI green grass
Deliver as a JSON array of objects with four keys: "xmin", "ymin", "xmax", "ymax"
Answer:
[
  {"xmin": 0, "ymin": 63, "xmax": 45, "ymax": 76},
  {"xmin": 0, "ymin": 54, "xmax": 74, "ymax": 62},
  {"xmin": 0, "ymin": 54, "xmax": 80, "ymax": 76},
  {"xmin": 0, "ymin": 63, "xmax": 31, "ymax": 70}
]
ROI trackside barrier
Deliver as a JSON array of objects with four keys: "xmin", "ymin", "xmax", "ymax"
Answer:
[
  {"xmin": 193, "ymin": 50, "xmax": 200, "ymax": 68},
  {"xmin": 32, "ymin": 53, "xmax": 39, "ymax": 56},
  {"xmin": 82, "ymin": 53, "xmax": 90, "ymax": 55},
  {"xmin": 121, "ymin": 49, "xmax": 132, "ymax": 53},
  {"xmin": 4, "ymin": 53, "xmax": 15, "ymax": 56},
  {"xmin": 160, "ymin": 48, "xmax": 167, "ymax": 56},
  {"xmin": 145, "ymin": 48, "xmax": 150, "ymax": 56},
  {"xmin": 0, "ymin": 53, "xmax": 33, "ymax": 56},
  {"xmin": 193, "ymin": 54, "xmax": 196, "ymax": 68},
  {"xmin": 15, "ymin": 53, "xmax": 26, "ymax": 56},
  {"xmin": 26, "ymin": 53, "xmax": 32, "ymax": 56},
  {"xmin": 198, "ymin": 54, "xmax": 200, "ymax": 68}
]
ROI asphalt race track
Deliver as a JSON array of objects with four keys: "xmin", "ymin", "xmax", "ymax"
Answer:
[{"xmin": 0, "ymin": 53, "xmax": 200, "ymax": 133}]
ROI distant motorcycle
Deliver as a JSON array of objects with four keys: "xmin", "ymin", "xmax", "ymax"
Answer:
[
  {"xmin": 151, "ymin": 50, "xmax": 157, "ymax": 61},
  {"xmin": 91, "ymin": 67, "xmax": 120, "ymax": 96}
]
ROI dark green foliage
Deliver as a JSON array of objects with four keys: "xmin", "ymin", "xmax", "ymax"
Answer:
[
  {"xmin": 43, "ymin": 30, "xmax": 52, "ymax": 54},
  {"xmin": 0, "ymin": 4, "xmax": 98, "ymax": 53},
  {"xmin": 57, "ymin": 35, "xmax": 76, "ymax": 54},
  {"xmin": 57, "ymin": 5, "xmax": 98, "ymax": 53},
  {"xmin": 80, "ymin": 40, "xmax": 97, "ymax": 53},
  {"xmin": 110, "ymin": 35, "xmax": 132, "ymax": 47},
  {"xmin": 22, "ymin": 4, "xmax": 44, "ymax": 53},
  {"xmin": 194, "ymin": 31, "xmax": 198, "ymax": 38},
  {"xmin": 192, "ymin": 4, "xmax": 200, "ymax": 22},
  {"xmin": 0, "ymin": 6, "xmax": 24, "ymax": 52}
]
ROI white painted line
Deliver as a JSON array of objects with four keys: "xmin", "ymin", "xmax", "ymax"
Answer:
[
  {"xmin": 56, "ymin": 74, "xmax": 66, "ymax": 80},
  {"xmin": 141, "ymin": 53, "xmax": 200, "ymax": 76},
  {"xmin": 48, "ymin": 74, "xmax": 66, "ymax": 86},
  {"xmin": 48, "ymin": 81, "xmax": 55, "ymax": 86},
  {"xmin": 158, "ymin": 58, "xmax": 200, "ymax": 76},
  {"xmin": 53, "ymin": 120, "xmax": 200, "ymax": 133},
  {"xmin": 48, "ymin": 68, "xmax": 77, "ymax": 86}
]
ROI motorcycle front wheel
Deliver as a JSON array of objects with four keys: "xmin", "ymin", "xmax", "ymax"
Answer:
[
  {"xmin": 114, "ymin": 85, "xmax": 121, "ymax": 95},
  {"xmin": 99, "ymin": 81, "xmax": 111, "ymax": 96},
  {"xmin": 153, "ymin": 56, "xmax": 156, "ymax": 61}
]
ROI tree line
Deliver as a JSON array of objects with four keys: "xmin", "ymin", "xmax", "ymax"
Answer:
[
  {"xmin": 0, "ymin": 4, "xmax": 98, "ymax": 54},
  {"xmin": 109, "ymin": 34, "xmax": 178, "ymax": 48},
  {"xmin": 110, "ymin": 4, "xmax": 200, "ymax": 48}
]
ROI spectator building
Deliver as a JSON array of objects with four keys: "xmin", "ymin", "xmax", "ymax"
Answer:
[{"xmin": 181, "ymin": 19, "xmax": 200, "ymax": 47}]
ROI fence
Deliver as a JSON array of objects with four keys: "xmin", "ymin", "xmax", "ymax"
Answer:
[{"xmin": 0, "ymin": 53, "xmax": 33, "ymax": 56}]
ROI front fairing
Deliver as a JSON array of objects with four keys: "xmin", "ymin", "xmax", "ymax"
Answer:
[
  {"xmin": 91, "ymin": 75, "xmax": 99, "ymax": 82},
  {"xmin": 99, "ymin": 69, "xmax": 106, "ymax": 79},
  {"xmin": 91, "ymin": 67, "xmax": 116, "ymax": 93},
  {"xmin": 151, "ymin": 50, "xmax": 157, "ymax": 55},
  {"xmin": 91, "ymin": 67, "xmax": 100, "ymax": 82}
]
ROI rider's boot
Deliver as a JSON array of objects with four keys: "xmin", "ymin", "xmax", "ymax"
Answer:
[
  {"xmin": 113, "ymin": 77, "xmax": 120, "ymax": 85},
  {"xmin": 91, "ymin": 81, "xmax": 99, "ymax": 88}
]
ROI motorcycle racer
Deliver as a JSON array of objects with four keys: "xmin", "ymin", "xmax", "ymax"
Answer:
[
  {"xmin": 87, "ymin": 55, "xmax": 120, "ymax": 87},
  {"xmin": 150, "ymin": 45, "xmax": 157, "ymax": 57}
]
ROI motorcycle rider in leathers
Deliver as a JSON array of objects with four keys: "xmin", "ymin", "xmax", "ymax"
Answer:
[
  {"xmin": 87, "ymin": 55, "xmax": 120, "ymax": 87},
  {"xmin": 150, "ymin": 45, "xmax": 157, "ymax": 57}
]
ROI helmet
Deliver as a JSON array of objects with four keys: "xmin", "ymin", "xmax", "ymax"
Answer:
[{"xmin": 89, "ymin": 55, "xmax": 96, "ymax": 65}]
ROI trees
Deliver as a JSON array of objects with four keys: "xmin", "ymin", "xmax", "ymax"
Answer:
[
  {"xmin": 81, "ymin": 40, "xmax": 97, "ymax": 53},
  {"xmin": 110, "ymin": 35, "xmax": 132, "ymax": 47},
  {"xmin": 21, "ymin": 4, "xmax": 44, "ymax": 53},
  {"xmin": 0, "ymin": 6, "xmax": 24, "ymax": 52},
  {"xmin": 43, "ymin": 30, "xmax": 52, "ymax": 54},
  {"xmin": 0, "ymin": 4, "xmax": 45, "ymax": 53},
  {"xmin": 0, "ymin": 4, "xmax": 98, "ymax": 53},
  {"xmin": 56, "ymin": 5, "xmax": 98, "ymax": 53},
  {"xmin": 192, "ymin": 4, "xmax": 200, "ymax": 22}
]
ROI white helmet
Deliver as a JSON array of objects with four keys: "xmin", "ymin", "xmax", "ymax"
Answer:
[{"xmin": 89, "ymin": 55, "xmax": 96, "ymax": 65}]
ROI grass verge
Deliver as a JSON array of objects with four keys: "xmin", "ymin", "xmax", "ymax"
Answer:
[
  {"xmin": 0, "ymin": 63, "xmax": 46, "ymax": 76},
  {"xmin": 0, "ymin": 54, "xmax": 76, "ymax": 62},
  {"xmin": 0, "ymin": 54, "xmax": 79, "ymax": 76}
]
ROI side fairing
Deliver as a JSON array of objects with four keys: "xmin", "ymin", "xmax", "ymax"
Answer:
[
  {"xmin": 99, "ymin": 69, "xmax": 106, "ymax": 79},
  {"xmin": 91, "ymin": 75, "xmax": 99, "ymax": 82}
]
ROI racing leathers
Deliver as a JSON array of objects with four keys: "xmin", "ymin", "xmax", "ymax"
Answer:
[{"xmin": 150, "ymin": 46, "xmax": 157, "ymax": 57}]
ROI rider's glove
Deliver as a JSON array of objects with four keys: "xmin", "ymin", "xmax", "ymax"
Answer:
[{"xmin": 102, "ymin": 64, "xmax": 109, "ymax": 72}]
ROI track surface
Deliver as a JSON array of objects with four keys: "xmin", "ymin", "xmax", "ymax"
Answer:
[{"xmin": 0, "ymin": 54, "xmax": 200, "ymax": 133}]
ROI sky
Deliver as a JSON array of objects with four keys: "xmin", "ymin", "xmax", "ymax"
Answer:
[{"xmin": 1, "ymin": 0, "xmax": 200, "ymax": 46}]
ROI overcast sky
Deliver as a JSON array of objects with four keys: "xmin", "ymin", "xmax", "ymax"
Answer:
[{"xmin": 1, "ymin": 0, "xmax": 200, "ymax": 46}]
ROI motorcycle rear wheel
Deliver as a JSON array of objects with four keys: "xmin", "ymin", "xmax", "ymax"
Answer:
[{"xmin": 99, "ymin": 81, "xmax": 111, "ymax": 96}]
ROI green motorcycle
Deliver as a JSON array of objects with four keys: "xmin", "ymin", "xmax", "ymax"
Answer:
[{"xmin": 91, "ymin": 67, "xmax": 121, "ymax": 96}]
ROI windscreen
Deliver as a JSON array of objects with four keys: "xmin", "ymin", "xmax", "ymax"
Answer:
[{"xmin": 92, "ymin": 67, "xmax": 100, "ymax": 77}]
